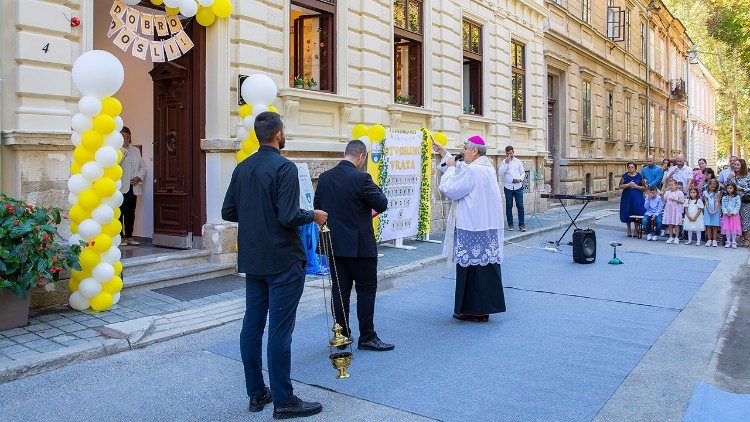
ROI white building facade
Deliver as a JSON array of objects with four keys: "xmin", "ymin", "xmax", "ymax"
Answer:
[{"xmin": 689, "ymin": 59, "xmax": 720, "ymax": 168}]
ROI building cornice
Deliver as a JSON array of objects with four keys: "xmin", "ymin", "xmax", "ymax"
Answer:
[{"xmin": 1, "ymin": 130, "xmax": 73, "ymax": 151}]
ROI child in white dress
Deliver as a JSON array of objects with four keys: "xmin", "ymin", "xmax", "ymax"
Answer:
[{"xmin": 683, "ymin": 187, "xmax": 705, "ymax": 245}]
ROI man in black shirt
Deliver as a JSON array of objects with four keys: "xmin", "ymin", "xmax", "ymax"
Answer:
[
  {"xmin": 222, "ymin": 112, "xmax": 327, "ymax": 419},
  {"xmin": 314, "ymin": 140, "xmax": 393, "ymax": 351}
]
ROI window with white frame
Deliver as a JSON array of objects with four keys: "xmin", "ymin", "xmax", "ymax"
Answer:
[
  {"xmin": 462, "ymin": 19, "xmax": 483, "ymax": 115},
  {"xmin": 582, "ymin": 80, "xmax": 592, "ymax": 137},
  {"xmin": 650, "ymin": 105, "xmax": 656, "ymax": 147},
  {"xmin": 511, "ymin": 40, "xmax": 526, "ymax": 122},
  {"xmin": 393, "ymin": 0, "xmax": 424, "ymax": 106},
  {"xmin": 640, "ymin": 99, "xmax": 646, "ymax": 145},
  {"xmin": 582, "ymin": 0, "xmax": 591, "ymax": 24},
  {"xmin": 625, "ymin": 96, "xmax": 632, "ymax": 143},
  {"xmin": 289, "ymin": 0, "xmax": 336, "ymax": 92},
  {"xmin": 606, "ymin": 90, "xmax": 614, "ymax": 141},
  {"xmin": 659, "ymin": 108, "xmax": 665, "ymax": 149}
]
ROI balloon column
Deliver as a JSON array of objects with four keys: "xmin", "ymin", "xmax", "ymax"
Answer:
[
  {"xmin": 235, "ymin": 74, "xmax": 279, "ymax": 164},
  {"xmin": 133, "ymin": 0, "xmax": 232, "ymax": 25},
  {"xmin": 67, "ymin": 51, "xmax": 126, "ymax": 312}
]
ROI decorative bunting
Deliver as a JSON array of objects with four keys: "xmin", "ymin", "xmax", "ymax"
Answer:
[{"xmin": 108, "ymin": 2, "xmax": 195, "ymax": 63}]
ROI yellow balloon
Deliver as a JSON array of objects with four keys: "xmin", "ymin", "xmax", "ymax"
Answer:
[
  {"xmin": 368, "ymin": 124, "xmax": 387, "ymax": 142},
  {"xmin": 239, "ymin": 104, "xmax": 253, "ymax": 119},
  {"xmin": 79, "ymin": 248, "xmax": 100, "ymax": 270},
  {"xmin": 91, "ymin": 234, "xmax": 113, "ymax": 254},
  {"xmin": 72, "ymin": 268, "xmax": 91, "ymax": 281},
  {"xmin": 165, "ymin": 6, "xmax": 180, "ymax": 16},
  {"xmin": 236, "ymin": 150, "xmax": 249, "ymax": 163},
  {"xmin": 71, "ymin": 162, "xmax": 82, "ymax": 175},
  {"xmin": 113, "ymin": 207, "xmax": 121, "ymax": 220},
  {"xmin": 196, "ymin": 6, "xmax": 216, "ymax": 26},
  {"xmin": 69, "ymin": 205, "xmax": 88, "ymax": 224},
  {"xmin": 117, "ymin": 149, "xmax": 123, "ymax": 163},
  {"xmin": 212, "ymin": 0, "xmax": 232, "ymax": 18},
  {"xmin": 78, "ymin": 189, "xmax": 101, "ymax": 210},
  {"xmin": 81, "ymin": 130, "xmax": 104, "ymax": 150},
  {"xmin": 242, "ymin": 138, "xmax": 259, "ymax": 154},
  {"xmin": 112, "ymin": 261, "xmax": 123, "ymax": 276},
  {"xmin": 68, "ymin": 278, "xmax": 80, "ymax": 292},
  {"xmin": 268, "ymin": 105, "xmax": 278, "ymax": 113},
  {"xmin": 102, "ymin": 219, "xmax": 122, "ymax": 237},
  {"xmin": 352, "ymin": 124, "xmax": 368, "ymax": 140},
  {"xmin": 73, "ymin": 146, "xmax": 95, "ymax": 165},
  {"xmin": 90, "ymin": 292, "xmax": 114, "ymax": 311},
  {"xmin": 434, "ymin": 132, "xmax": 448, "ymax": 146},
  {"xmin": 102, "ymin": 276, "xmax": 123, "ymax": 294},
  {"xmin": 101, "ymin": 97, "xmax": 123, "ymax": 117},
  {"xmin": 93, "ymin": 178, "xmax": 116, "ymax": 198},
  {"xmin": 93, "ymin": 114, "xmax": 116, "ymax": 135},
  {"xmin": 150, "ymin": 0, "xmax": 163, "ymax": 4},
  {"xmin": 70, "ymin": 222, "xmax": 79, "ymax": 234},
  {"xmin": 103, "ymin": 164, "xmax": 123, "ymax": 182}
]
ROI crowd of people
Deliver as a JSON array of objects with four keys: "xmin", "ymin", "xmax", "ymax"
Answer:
[{"xmin": 619, "ymin": 154, "xmax": 750, "ymax": 248}]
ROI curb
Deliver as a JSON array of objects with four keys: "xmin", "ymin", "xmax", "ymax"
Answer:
[{"xmin": 0, "ymin": 209, "xmax": 610, "ymax": 383}]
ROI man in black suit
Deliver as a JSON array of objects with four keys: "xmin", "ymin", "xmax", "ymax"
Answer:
[
  {"xmin": 222, "ymin": 112, "xmax": 327, "ymax": 419},
  {"xmin": 314, "ymin": 140, "xmax": 393, "ymax": 351}
]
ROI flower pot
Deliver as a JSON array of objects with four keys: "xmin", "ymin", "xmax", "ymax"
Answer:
[
  {"xmin": 294, "ymin": 84, "xmax": 304, "ymax": 89},
  {"xmin": 0, "ymin": 288, "xmax": 30, "ymax": 330}
]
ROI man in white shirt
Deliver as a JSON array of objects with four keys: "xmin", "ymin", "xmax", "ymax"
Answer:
[
  {"xmin": 498, "ymin": 146, "xmax": 526, "ymax": 231},
  {"xmin": 665, "ymin": 154, "xmax": 693, "ymax": 195},
  {"xmin": 719, "ymin": 155, "xmax": 738, "ymax": 190}
]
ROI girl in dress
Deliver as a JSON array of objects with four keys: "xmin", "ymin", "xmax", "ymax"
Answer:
[
  {"xmin": 683, "ymin": 187, "xmax": 705, "ymax": 245},
  {"xmin": 721, "ymin": 183, "xmax": 742, "ymax": 248},
  {"xmin": 663, "ymin": 179, "xmax": 686, "ymax": 244},
  {"xmin": 703, "ymin": 179, "xmax": 722, "ymax": 247}
]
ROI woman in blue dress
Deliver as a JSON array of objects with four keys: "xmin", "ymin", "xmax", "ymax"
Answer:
[{"xmin": 619, "ymin": 162, "xmax": 646, "ymax": 237}]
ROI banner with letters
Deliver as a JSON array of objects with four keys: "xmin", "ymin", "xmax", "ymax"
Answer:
[
  {"xmin": 108, "ymin": 0, "xmax": 194, "ymax": 62},
  {"xmin": 374, "ymin": 130, "xmax": 424, "ymax": 243}
]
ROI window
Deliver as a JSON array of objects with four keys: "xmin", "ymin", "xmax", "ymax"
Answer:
[
  {"xmin": 289, "ymin": 0, "xmax": 336, "ymax": 92},
  {"xmin": 585, "ymin": 173, "xmax": 592, "ymax": 194},
  {"xmin": 511, "ymin": 41, "xmax": 526, "ymax": 122},
  {"xmin": 606, "ymin": 90, "xmax": 614, "ymax": 141},
  {"xmin": 640, "ymin": 99, "xmax": 646, "ymax": 144},
  {"xmin": 582, "ymin": 0, "xmax": 591, "ymax": 24},
  {"xmin": 659, "ymin": 108, "xmax": 665, "ymax": 149},
  {"xmin": 582, "ymin": 80, "xmax": 592, "ymax": 137},
  {"xmin": 649, "ymin": 105, "xmax": 655, "ymax": 147},
  {"xmin": 659, "ymin": 36, "xmax": 666, "ymax": 76},
  {"xmin": 625, "ymin": 97, "xmax": 632, "ymax": 143},
  {"xmin": 641, "ymin": 22, "xmax": 647, "ymax": 62},
  {"xmin": 673, "ymin": 113, "xmax": 679, "ymax": 150},
  {"xmin": 625, "ymin": 10, "xmax": 631, "ymax": 51},
  {"xmin": 394, "ymin": 0, "xmax": 423, "ymax": 106},
  {"xmin": 462, "ymin": 19, "xmax": 482, "ymax": 115}
]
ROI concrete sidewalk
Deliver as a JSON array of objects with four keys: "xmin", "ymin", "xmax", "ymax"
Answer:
[{"xmin": 0, "ymin": 201, "xmax": 616, "ymax": 383}]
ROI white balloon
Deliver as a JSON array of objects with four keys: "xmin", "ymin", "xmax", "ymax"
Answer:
[
  {"xmin": 198, "ymin": 0, "xmax": 214, "ymax": 6},
  {"xmin": 68, "ymin": 174, "xmax": 91, "ymax": 195},
  {"xmin": 69, "ymin": 291, "xmax": 90, "ymax": 311},
  {"xmin": 242, "ymin": 116, "xmax": 255, "ymax": 131},
  {"xmin": 79, "ymin": 278, "xmax": 102, "ymax": 299},
  {"xmin": 112, "ymin": 235, "xmax": 122, "ymax": 247},
  {"xmin": 241, "ymin": 74, "xmax": 278, "ymax": 106},
  {"xmin": 79, "ymin": 96, "xmax": 102, "ymax": 117},
  {"xmin": 178, "ymin": 0, "xmax": 198, "ymax": 17},
  {"xmin": 163, "ymin": 0, "xmax": 180, "ymax": 8},
  {"xmin": 68, "ymin": 193, "xmax": 78, "ymax": 206},
  {"xmin": 71, "ymin": 113, "xmax": 92, "ymax": 133},
  {"xmin": 237, "ymin": 127, "xmax": 248, "ymax": 141},
  {"xmin": 72, "ymin": 50, "xmax": 124, "ymax": 98},
  {"xmin": 78, "ymin": 219, "xmax": 102, "ymax": 241},
  {"xmin": 116, "ymin": 180, "xmax": 122, "ymax": 190},
  {"xmin": 115, "ymin": 116, "xmax": 124, "ymax": 132},
  {"xmin": 123, "ymin": 0, "xmax": 141, "ymax": 5},
  {"xmin": 71, "ymin": 132, "xmax": 82, "ymax": 147},
  {"xmin": 101, "ymin": 245, "xmax": 122, "ymax": 264},
  {"xmin": 95, "ymin": 146, "xmax": 118, "ymax": 168},
  {"xmin": 68, "ymin": 234, "xmax": 84, "ymax": 246},
  {"xmin": 112, "ymin": 292, "xmax": 121, "ymax": 305},
  {"xmin": 81, "ymin": 162, "xmax": 104, "ymax": 182},
  {"xmin": 92, "ymin": 205, "xmax": 115, "ymax": 225},
  {"xmin": 92, "ymin": 263, "xmax": 115, "ymax": 283},
  {"xmin": 104, "ymin": 131, "xmax": 124, "ymax": 149},
  {"xmin": 103, "ymin": 190, "xmax": 124, "ymax": 208},
  {"xmin": 252, "ymin": 104, "xmax": 269, "ymax": 118}
]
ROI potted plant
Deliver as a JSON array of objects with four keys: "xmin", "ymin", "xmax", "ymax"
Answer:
[
  {"xmin": 293, "ymin": 75, "xmax": 304, "ymax": 88},
  {"xmin": 0, "ymin": 195, "xmax": 82, "ymax": 330},
  {"xmin": 465, "ymin": 104, "xmax": 477, "ymax": 115},
  {"xmin": 306, "ymin": 77, "xmax": 317, "ymax": 90},
  {"xmin": 395, "ymin": 94, "xmax": 412, "ymax": 105}
]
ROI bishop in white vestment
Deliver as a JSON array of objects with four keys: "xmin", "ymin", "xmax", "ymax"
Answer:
[{"xmin": 436, "ymin": 136, "xmax": 506, "ymax": 322}]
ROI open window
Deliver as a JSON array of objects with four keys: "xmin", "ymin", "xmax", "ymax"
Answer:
[
  {"xmin": 393, "ymin": 0, "xmax": 423, "ymax": 106},
  {"xmin": 289, "ymin": 0, "xmax": 336, "ymax": 92},
  {"xmin": 462, "ymin": 19, "xmax": 482, "ymax": 115}
]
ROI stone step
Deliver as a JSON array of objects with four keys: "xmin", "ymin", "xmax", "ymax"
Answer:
[
  {"xmin": 121, "ymin": 250, "xmax": 212, "ymax": 277},
  {"xmin": 122, "ymin": 262, "xmax": 237, "ymax": 292}
]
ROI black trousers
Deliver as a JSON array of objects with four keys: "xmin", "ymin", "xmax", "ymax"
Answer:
[
  {"xmin": 330, "ymin": 257, "xmax": 378, "ymax": 343},
  {"xmin": 120, "ymin": 187, "xmax": 137, "ymax": 238}
]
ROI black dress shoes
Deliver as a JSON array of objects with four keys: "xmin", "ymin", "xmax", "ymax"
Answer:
[
  {"xmin": 273, "ymin": 396, "xmax": 323, "ymax": 420},
  {"xmin": 248, "ymin": 387, "xmax": 273, "ymax": 412},
  {"xmin": 453, "ymin": 313, "xmax": 489, "ymax": 322},
  {"xmin": 358, "ymin": 337, "xmax": 395, "ymax": 351}
]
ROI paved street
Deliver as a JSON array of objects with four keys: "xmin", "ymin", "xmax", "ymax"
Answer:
[{"xmin": 1, "ymin": 210, "xmax": 747, "ymax": 421}]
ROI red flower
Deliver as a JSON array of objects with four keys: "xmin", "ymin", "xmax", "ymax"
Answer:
[{"xmin": 14, "ymin": 220, "xmax": 20, "ymax": 226}]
